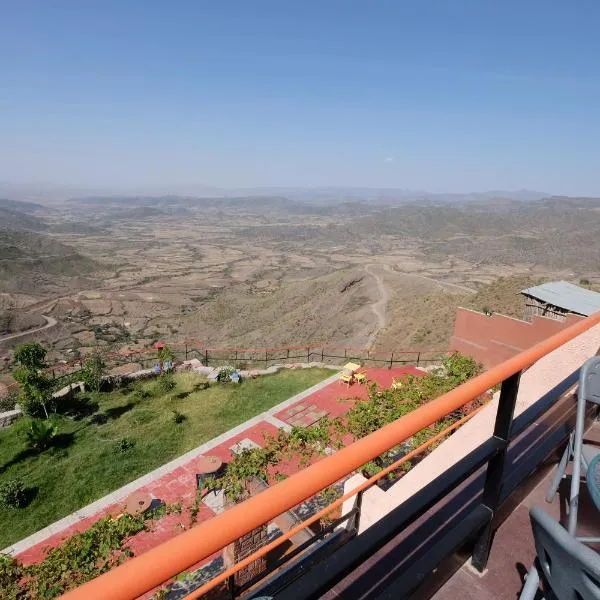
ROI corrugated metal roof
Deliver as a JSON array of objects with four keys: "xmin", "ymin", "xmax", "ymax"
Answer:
[{"xmin": 521, "ymin": 281, "xmax": 600, "ymax": 316}]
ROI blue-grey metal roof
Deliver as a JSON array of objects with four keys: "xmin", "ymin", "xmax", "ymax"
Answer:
[{"xmin": 521, "ymin": 281, "xmax": 600, "ymax": 316}]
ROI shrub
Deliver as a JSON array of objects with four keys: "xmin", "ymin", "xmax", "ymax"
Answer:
[
  {"xmin": 157, "ymin": 344, "xmax": 175, "ymax": 368},
  {"xmin": 171, "ymin": 410, "xmax": 186, "ymax": 424},
  {"xmin": 0, "ymin": 478, "xmax": 27, "ymax": 509},
  {"xmin": 13, "ymin": 342, "xmax": 47, "ymax": 370},
  {"xmin": 113, "ymin": 438, "xmax": 136, "ymax": 453},
  {"xmin": 25, "ymin": 418, "xmax": 57, "ymax": 451},
  {"xmin": 81, "ymin": 352, "xmax": 106, "ymax": 393},
  {"xmin": 157, "ymin": 373, "xmax": 176, "ymax": 394},
  {"xmin": 216, "ymin": 367, "xmax": 235, "ymax": 382}
]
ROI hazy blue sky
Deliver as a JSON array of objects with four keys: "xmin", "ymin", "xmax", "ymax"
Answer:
[{"xmin": 1, "ymin": 1, "xmax": 600, "ymax": 194}]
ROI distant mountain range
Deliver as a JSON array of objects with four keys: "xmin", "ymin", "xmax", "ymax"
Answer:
[{"xmin": 0, "ymin": 181, "xmax": 551, "ymax": 205}]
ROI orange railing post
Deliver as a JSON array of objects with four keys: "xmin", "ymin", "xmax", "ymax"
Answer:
[{"xmin": 61, "ymin": 311, "xmax": 600, "ymax": 600}]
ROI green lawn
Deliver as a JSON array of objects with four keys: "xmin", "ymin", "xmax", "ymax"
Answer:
[{"xmin": 0, "ymin": 368, "xmax": 334, "ymax": 549}]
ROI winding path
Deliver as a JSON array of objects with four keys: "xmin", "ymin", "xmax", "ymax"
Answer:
[
  {"xmin": 0, "ymin": 315, "xmax": 57, "ymax": 343},
  {"xmin": 364, "ymin": 264, "xmax": 389, "ymax": 349}
]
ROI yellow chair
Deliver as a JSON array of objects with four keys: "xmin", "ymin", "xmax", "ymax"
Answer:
[
  {"xmin": 355, "ymin": 371, "xmax": 367, "ymax": 384},
  {"xmin": 340, "ymin": 362, "xmax": 362, "ymax": 386},
  {"xmin": 340, "ymin": 370, "xmax": 354, "ymax": 386}
]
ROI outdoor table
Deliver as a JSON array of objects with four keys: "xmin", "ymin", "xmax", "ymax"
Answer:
[
  {"xmin": 124, "ymin": 491, "xmax": 152, "ymax": 515},
  {"xmin": 586, "ymin": 453, "xmax": 600, "ymax": 511},
  {"xmin": 196, "ymin": 455, "xmax": 223, "ymax": 491}
]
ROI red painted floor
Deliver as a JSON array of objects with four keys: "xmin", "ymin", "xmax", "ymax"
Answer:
[
  {"xmin": 275, "ymin": 366, "xmax": 423, "ymax": 422},
  {"xmin": 15, "ymin": 366, "xmax": 424, "ymax": 569}
]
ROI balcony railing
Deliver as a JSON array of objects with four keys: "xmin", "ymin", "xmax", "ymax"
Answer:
[{"xmin": 61, "ymin": 311, "xmax": 600, "ymax": 600}]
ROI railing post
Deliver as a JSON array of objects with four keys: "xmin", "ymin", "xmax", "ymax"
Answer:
[
  {"xmin": 471, "ymin": 370, "xmax": 521, "ymax": 571},
  {"xmin": 352, "ymin": 490, "xmax": 364, "ymax": 533},
  {"xmin": 321, "ymin": 347, "xmax": 324, "ymax": 362},
  {"xmin": 389, "ymin": 352, "xmax": 394, "ymax": 369},
  {"xmin": 307, "ymin": 347, "xmax": 310, "ymax": 363},
  {"xmin": 227, "ymin": 573, "xmax": 236, "ymax": 598},
  {"xmin": 416, "ymin": 352, "xmax": 421, "ymax": 367}
]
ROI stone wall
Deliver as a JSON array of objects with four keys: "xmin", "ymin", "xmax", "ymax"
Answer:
[{"xmin": 0, "ymin": 408, "xmax": 21, "ymax": 428}]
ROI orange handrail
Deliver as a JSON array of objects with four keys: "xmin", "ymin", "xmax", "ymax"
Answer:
[
  {"xmin": 183, "ymin": 406, "xmax": 485, "ymax": 600},
  {"xmin": 61, "ymin": 311, "xmax": 600, "ymax": 600}
]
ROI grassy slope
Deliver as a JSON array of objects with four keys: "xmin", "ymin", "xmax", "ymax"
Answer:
[{"xmin": 0, "ymin": 368, "xmax": 333, "ymax": 548}]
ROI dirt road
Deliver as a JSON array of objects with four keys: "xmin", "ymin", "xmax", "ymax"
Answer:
[
  {"xmin": 364, "ymin": 264, "xmax": 388, "ymax": 349},
  {"xmin": 0, "ymin": 315, "xmax": 57, "ymax": 343}
]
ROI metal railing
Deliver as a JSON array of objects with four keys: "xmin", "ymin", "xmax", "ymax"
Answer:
[{"xmin": 61, "ymin": 311, "xmax": 600, "ymax": 600}]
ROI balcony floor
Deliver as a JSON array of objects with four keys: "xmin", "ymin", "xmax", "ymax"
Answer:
[{"xmin": 430, "ymin": 422, "xmax": 600, "ymax": 600}]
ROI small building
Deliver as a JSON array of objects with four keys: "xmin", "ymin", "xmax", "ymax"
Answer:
[{"xmin": 521, "ymin": 281, "xmax": 600, "ymax": 322}]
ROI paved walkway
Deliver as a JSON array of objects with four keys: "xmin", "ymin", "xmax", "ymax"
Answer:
[{"xmin": 7, "ymin": 366, "xmax": 423, "ymax": 566}]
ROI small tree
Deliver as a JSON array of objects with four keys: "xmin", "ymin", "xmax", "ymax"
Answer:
[
  {"xmin": 157, "ymin": 344, "xmax": 175, "ymax": 373},
  {"xmin": 81, "ymin": 352, "xmax": 106, "ymax": 393},
  {"xmin": 12, "ymin": 342, "xmax": 52, "ymax": 418}
]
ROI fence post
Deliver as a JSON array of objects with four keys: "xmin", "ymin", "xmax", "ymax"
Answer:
[
  {"xmin": 205, "ymin": 349, "xmax": 209, "ymax": 366},
  {"xmin": 471, "ymin": 370, "xmax": 521, "ymax": 571},
  {"xmin": 352, "ymin": 490, "xmax": 364, "ymax": 533},
  {"xmin": 185, "ymin": 344, "xmax": 188, "ymax": 361},
  {"xmin": 344, "ymin": 348, "xmax": 347, "ymax": 359},
  {"xmin": 235, "ymin": 350, "xmax": 238, "ymax": 365},
  {"xmin": 265, "ymin": 350, "xmax": 268, "ymax": 368},
  {"xmin": 321, "ymin": 347, "xmax": 324, "ymax": 363},
  {"xmin": 287, "ymin": 348, "xmax": 290, "ymax": 361},
  {"xmin": 416, "ymin": 352, "xmax": 421, "ymax": 367},
  {"xmin": 389, "ymin": 352, "xmax": 394, "ymax": 369},
  {"xmin": 307, "ymin": 347, "xmax": 310, "ymax": 363}
]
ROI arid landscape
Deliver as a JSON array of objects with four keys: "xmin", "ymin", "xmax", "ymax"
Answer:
[{"xmin": 2, "ymin": 192, "xmax": 600, "ymax": 377}]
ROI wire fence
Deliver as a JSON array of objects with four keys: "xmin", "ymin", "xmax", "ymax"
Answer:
[{"xmin": 0, "ymin": 341, "xmax": 449, "ymax": 405}]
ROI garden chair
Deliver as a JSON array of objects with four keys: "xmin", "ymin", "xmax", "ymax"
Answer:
[
  {"xmin": 340, "ymin": 370, "xmax": 353, "ymax": 386},
  {"xmin": 519, "ymin": 506, "xmax": 600, "ymax": 600},
  {"xmin": 340, "ymin": 362, "xmax": 361, "ymax": 386}
]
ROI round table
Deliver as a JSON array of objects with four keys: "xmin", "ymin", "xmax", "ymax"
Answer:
[
  {"xmin": 197, "ymin": 455, "xmax": 222, "ymax": 474},
  {"xmin": 196, "ymin": 455, "xmax": 223, "ymax": 491},
  {"xmin": 124, "ymin": 491, "xmax": 152, "ymax": 515},
  {"xmin": 587, "ymin": 453, "xmax": 600, "ymax": 511}
]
